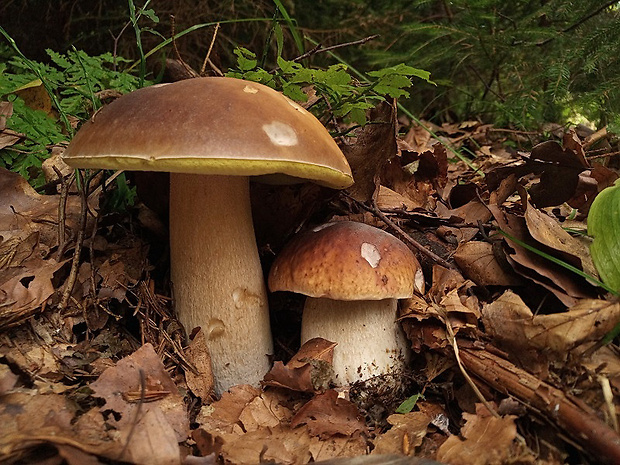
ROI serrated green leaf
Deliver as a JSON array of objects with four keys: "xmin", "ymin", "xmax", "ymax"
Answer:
[
  {"xmin": 588, "ymin": 181, "xmax": 620, "ymax": 292},
  {"xmin": 140, "ymin": 8, "xmax": 159, "ymax": 23},
  {"xmin": 233, "ymin": 47, "xmax": 258, "ymax": 72},
  {"xmin": 281, "ymin": 82, "xmax": 307, "ymax": 102}
]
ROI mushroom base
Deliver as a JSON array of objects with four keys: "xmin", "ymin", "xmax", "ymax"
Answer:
[
  {"xmin": 170, "ymin": 174, "xmax": 273, "ymax": 395},
  {"xmin": 301, "ymin": 298, "xmax": 410, "ymax": 386}
]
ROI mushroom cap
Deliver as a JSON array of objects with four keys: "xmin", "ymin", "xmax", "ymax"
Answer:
[
  {"xmin": 62, "ymin": 77, "xmax": 353, "ymax": 189},
  {"xmin": 269, "ymin": 221, "xmax": 424, "ymax": 300}
]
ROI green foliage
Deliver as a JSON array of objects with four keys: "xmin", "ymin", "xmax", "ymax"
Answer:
[
  {"xmin": 293, "ymin": 0, "xmax": 620, "ymax": 129},
  {"xmin": 395, "ymin": 393, "xmax": 424, "ymax": 414},
  {"xmin": 227, "ymin": 47, "xmax": 433, "ymax": 125},
  {"xmin": 0, "ymin": 47, "xmax": 149, "ymax": 187}
]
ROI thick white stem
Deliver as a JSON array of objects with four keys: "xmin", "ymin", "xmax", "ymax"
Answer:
[
  {"xmin": 170, "ymin": 174, "xmax": 273, "ymax": 395},
  {"xmin": 301, "ymin": 298, "xmax": 409, "ymax": 386}
]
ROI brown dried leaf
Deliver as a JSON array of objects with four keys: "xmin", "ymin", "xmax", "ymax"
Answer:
[
  {"xmin": 488, "ymin": 203, "xmax": 594, "ymax": 306},
  {"xmin": 523, "ymin": 201, "xmax": 597, "ymax": 278},
  {"xmin": 89, "ymin": 343, "xmax": 188, "ymax": 450},
  {"xmin": 342, "ymin": 101, "xmax": 398, "ymax": 202},
  {"xmin": 263, "ymin": 337, "xmax": 336, "ymax": 393},
  {"xmin": 436, "ymin": 405, "xmax": 521, "ymax": 465},
  {"xmin": 184, "ymin": 329, "xmax": 214, "ymax": 400},
  {"xmin": 372, "ymin": 412, "xmax": 432, "ymax": 455},
  {"xmin": 483, "ymin": 291, "xmax": 620, "ymax": 360},
  {"xmin": 0, "ymin": 168, "xmax": 82, "ymax": 247},
  {"xmin": 196, "ymin": 384, "xmax": 262, "ymax": 433},
  {"xmin": 454, "ymin": 241, "xmax": 523, "ymax": 286},
  {"xmin": 290, "ymin": 389, "xmax": 367, "ymax": 439},
  {"xmin": 218, "ymin": 425, "xmax": 312, "ymax": 465},
  {"xmin": 0, "ymin": 362, "xmax": 18, "ymax": 395},
  {"xmin": 0, "ymin": 256, "xmax": 65, "ymax": 328}
]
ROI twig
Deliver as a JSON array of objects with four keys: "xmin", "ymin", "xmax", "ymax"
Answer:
[
  {"xmin": 438, "ymin": 305, "xmax": 500, "ymax": 418},
  {"xmin": 109, "ymin": 22, "xmax": 132, "ymax": 72},
  {"xmin": 118, "ymin": 369, "xmax": 146, "ymax": 460},
  {"xmin": 537, "ymin": 1, "xmax": 618, "ymax": 46},
  {"xmin": 53, "ymin": 166, "xmax": 70, "ymax": 262},
  {"xmin": 170, "ymin": 15, "xmax": 199, "ymax": 80},
  {"xmin": 59, "ymin": 171, "xmax": 88, "ymax": 311},
  {"xmin": 459, "ymin": 346, "xmax": 620, "ymax": 464},
  {"xmin": 200, "ymin": 23, "xmax": 220, "ymax": 75},
  {"xmin": 344, "ymin": 193, "xmax": 457, "ymax": 269},
  {"xmin": 270, "ymin": 34, "xmax": 379, "ymax": 74}
]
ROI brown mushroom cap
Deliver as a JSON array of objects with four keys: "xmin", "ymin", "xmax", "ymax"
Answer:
[
  {"xmin": 269, "ymin": 221, "xmax": 424, "ymax": 300},
  {"xmin": 62, "ymin": 77, "xmax": 353, "ymax": 189}
]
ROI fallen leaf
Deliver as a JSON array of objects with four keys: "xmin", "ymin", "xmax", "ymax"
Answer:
[
  {"xmin": 436, "ymin": 404, "xmax": 523, "ymax": 465},
  {"xmin": 454, "ymin": 241, "xmax": 523, "ymax": 286},
  {"xmin": 342, "ymin": 101, "xmax": 397, "ymax": 202},
  {"xmin": 290, "ymin": 389, "xmax": 367, "ymax": 439},
  {"xmin": 372, "ymin": 411, "xmax": 431, "ymax": 455},
  {"xmin": 89, "ymin": 343, "xmax": 188, "ymax": 464},
  {"xmin": 184, "ymin": 329, "xmax": 215, "ymax": 400},
  {"xmin": 263, "ymin": 337, "xmax": 336, "ymax": 393}
]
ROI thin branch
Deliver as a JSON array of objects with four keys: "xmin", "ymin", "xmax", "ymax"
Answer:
[
  {"xmin": 59, "ymin": 170, "xmax": 88, "ymax": 310},
  {"xmin": 537, "ymin": 1, "xmax": 617, "ymax": 46},
  {"xmin": 200, "ymin": 23, "xmax": 220, "ymax": 75},
  {"xmin": 343, "ymin": 193, "xmax": 457, "ymax": 270},
  {"xmin": 270, "ymin": 34, "xmax": 379, "ymax": 74}
]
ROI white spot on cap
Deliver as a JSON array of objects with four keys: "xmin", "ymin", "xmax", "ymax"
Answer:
[
  {"xmin": 263, "ymin": 121, "xmax": 298, "ymax": 146},
  {"xmin": 243, "ymin": 85, "xmax": 259, "ymax": 94},
  {"xmin": 361, "ymin": 242, "xmax": 381, "ymax": 268}
]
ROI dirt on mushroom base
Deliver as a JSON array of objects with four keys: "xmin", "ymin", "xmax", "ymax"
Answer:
[{"xmin": 1, "ymin": 117, "xmax": 620, "ymax": 464}]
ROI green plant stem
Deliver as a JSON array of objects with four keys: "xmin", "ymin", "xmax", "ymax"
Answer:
[
  {"xmin": 128, "ymin": 0, "xmax": 148, "ymax": 87},
  {"xmin": 71, "ymin": 46, "xmax": 99, "ymax": 111},
  {"xmin": 272, "ymin": 0, "xmax": 304, "ymax": 54},
  {"xmin": 127, "ymin": 18, "xmax": 273, "ymax": 72}
]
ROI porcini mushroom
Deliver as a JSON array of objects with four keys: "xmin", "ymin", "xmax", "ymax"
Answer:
[
  {"xmin": 268, "ymin": 221, "xmax": 424, "ymax": 385},
  {"xmin": 62, "ymin": 77, "xmax": 353, "ymax": 394}
]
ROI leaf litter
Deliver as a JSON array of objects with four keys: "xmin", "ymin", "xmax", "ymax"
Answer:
[{"xmin": 1, "ymin": 87, "xmax": 620, "ymax": 465}]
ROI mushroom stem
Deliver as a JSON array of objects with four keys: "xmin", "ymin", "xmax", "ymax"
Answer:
[
  {"xmin": 170, "ymin": 173, "xmax": 273, "ymax": 394},
  {"xmin": 301, "ymin": 298, "xmax": 410, "ymax": 385}
]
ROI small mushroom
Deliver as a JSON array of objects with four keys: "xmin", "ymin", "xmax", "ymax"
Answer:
[
  {"xmin": 63, "ymin": 77, "xmax": 353, "ymax": 394},
  {"xmin": 268, "ymin": 221, "xmax": 424, "ymax": 385}
]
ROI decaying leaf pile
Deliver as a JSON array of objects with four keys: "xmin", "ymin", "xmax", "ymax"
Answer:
[{"xmin": 1, "ymin": 88, "xmax": 620, "ymax": 465}]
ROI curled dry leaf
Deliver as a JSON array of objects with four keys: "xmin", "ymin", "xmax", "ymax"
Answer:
[
  {"xmin": 371, "ymin": 411, "xmax": 432, "ymax": 456},
  {"xmin": 342, "ymin": 101, "xmax": 397, "ymax": 203},
  {"xmin": 400, "ymin": 266, "xmax": 481, "ymax": 351},
  {"xmin": 184, "ymin": 328, "xmax": 214, "ymax": 401},
  {"xmin": 523, "ymin": 200, "xmax": 597, "ymax": 278},
  {"xmin": 483, "ymin": 290, "xmax": 620, "ymax": 361},
  {"xmin": 263, "ymin": 337, "xmax": 336, "ymax": 393},
  {"xmin": 488, "ymin": 202, "xmax": 595, "ymax": 306}
]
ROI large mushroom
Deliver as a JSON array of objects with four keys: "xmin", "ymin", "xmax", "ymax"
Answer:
[
  {"xmin": 62, "ymin": 77, "xmax": 353, "ymax": 394},
  {"xmin": 268, "ymin": 221, "xmax": 424, "ymax": 385}
]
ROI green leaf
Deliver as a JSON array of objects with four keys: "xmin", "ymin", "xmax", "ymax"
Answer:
[
  {"xmin": 588, "ymin": 181, "xmax": 620, "ymax": 292},
  {"xmin": 140, "ymin": 8, "xmax": 159, "ymax": 23},
  {"xmin": 233, "ymin": 47, "xmax": 258, "ymax": 72},
  {"xmin": 395, "ymin": 393, "xmax": 424, "ymax": 414}
]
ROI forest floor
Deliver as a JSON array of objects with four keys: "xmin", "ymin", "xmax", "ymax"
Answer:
[{"xmin": 1, "ymin": 94, "xmax": 619, "ymax": 464}]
